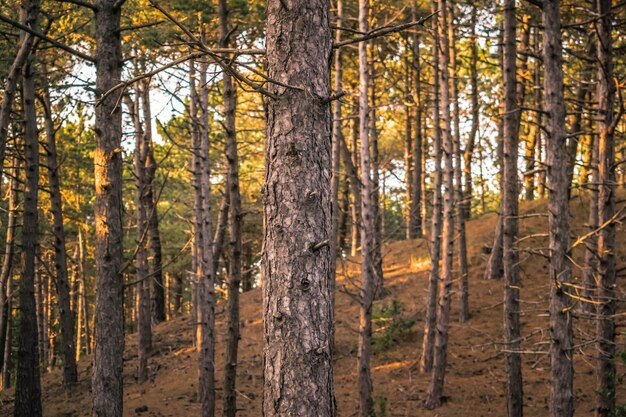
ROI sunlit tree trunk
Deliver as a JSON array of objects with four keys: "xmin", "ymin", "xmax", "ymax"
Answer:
[
  {"xmin": 595, "ymin": 0, "xmax": 617, "ymax": 414},
  {"xmin": 92, "ymin": 1, "xmax": 125, "ymax": 415},
  {"xmin": 424, "ymin": 0, "xmax": 455, "ymax": 408},
  {"xmin": 419, "ymin": 0, "xmax": 442, "ymax": 374}
]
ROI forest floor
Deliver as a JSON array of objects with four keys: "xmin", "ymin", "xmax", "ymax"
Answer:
[{"xmin": 1, "ymin": 193, "xmax": 626, "ymax": 417}]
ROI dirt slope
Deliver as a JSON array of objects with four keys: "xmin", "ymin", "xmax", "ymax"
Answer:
[{"xmin": 1, "ymin": 194, "xmax": 625, "ymax": 416}]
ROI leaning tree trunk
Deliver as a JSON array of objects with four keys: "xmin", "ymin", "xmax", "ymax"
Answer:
[
  {"xmin": 0, "ymin": 0, "xmax": 40, "ymax": 180},
  {"xmin": 501, "ymin": 0, "xmax": 523, "ymax": 415},
  {"xmin": 448, "ymin": 3, "xmax": 469, "ymax": 323},
  {"xmin": 419, "ymin": 0, "xmax": 442, "ymax": 374},
  {"xmin": 595, "ymin": 0, "xmax": 617, "ymax": 415},
  {"xmin": 542, "ymin": 2, "xmax": 574, "ymax": 416},
  {"xmin": 92, "ymin": 1, "xmax": 125, "ymax": 416},
  {"xmin": 263, "ymin": 1, "xmax": 335, "ymax": 415},
  {"xmin": 42, "ymin": 83, "xmax": 78, "ymax": 386},
  {"xmin": 219, "ymin": 1, "xmax": 243, "ymax": 416},
  {"xmin": 424, "ymin": 0, "xmax": 455, "ymax": 409},
  {"xmin": 14, "ymin": 58, "xmax": 42, "ymax": 417},
  {"xmin": 0, "ymin": 160, "xmax": 18, "ymax": 377}
]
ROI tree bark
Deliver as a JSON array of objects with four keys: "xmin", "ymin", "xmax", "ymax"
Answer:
[
  {"xmin": 595, "ymin": 0, "xmax": 616, "ymax": 414},
  {"xmin": 14, "ymin": 57, "xmax": 42, "ymax": 417},
  {"xmin": 448, "ymin": 3, "xmax": 469, "ymax": 323},
  {"xmin": 197, "ymin": 46, "xmax": 217, "ymax": 417},
  {"xmin": 463, "ymin": 5, "xmax": 478, "ymax": 219},
  {"xmin": 92, "ymin": 1, "xmax": 124, "ymax": 416},
  {"xmin": 0, "ymin": 161, "xmax": 18, "ymax": 378},
  {"xmin": 219, "ymin": 2, "xmax": 242, "ymax": 415},
  {"xmin": 424, "ymin": 0, "xmax": 455, "ymax": 408},
  {"xmin": 42, "ymin": 82, "xmax": 78, "ymax": 386},
  {"xmin": 331, "ymin": 0, "xmax": 344, "ymax": 275},
  {"xmin": 370, "ymin": 53, "xmax": 384, "ymax": 299},
  {"xmin": 501, "ymin": 0, "xmax": 523, "ymax": 415},
  {"xmin": 419, "ymin": 0, "xmax": 442, "ymax": 374},
  {"xmin": 0, "ymin": 0, "xmax": 40, "ymax": 181},
  {"xmin": 263, "ymin": 1, "xmax": 335, "ymax": 415},
  {"xmin": 140, "ymin": 81, "xmax": 166, "ymax": 325},
  {"xmin": 409, "ymin": 0, "xmax": 423, "ymax": 238},
  {"xmin": 542, "ymin": 2, "xmax": 574, "ymax": 416}
]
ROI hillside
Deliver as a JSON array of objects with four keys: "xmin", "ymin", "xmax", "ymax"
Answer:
[{"xmin": 1, "ymin": 194, "xmax": 625, "ymax": 417}]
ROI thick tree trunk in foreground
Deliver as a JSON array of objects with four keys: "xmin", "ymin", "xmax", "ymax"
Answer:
[
  {"xmin": 424, "ymin": 0, "xmax": 454, "ymax": 408},
  {"xmin": 42, "ymin": 85, "xmax": 78, "ymax": 386},
  {"xmin": 219, "ymin": 1, "xmax": 242, "ymax": 415},
  {"xmin": 501, "ymin": 0, "xmax": 522, "ymax": 415},
  {"xmin": 92, "ymin": 1, "xmax": 124, "ymax": 416},
  {"xmin": 542, "ymin": 2, "xmax": 574, "ymax": 416},
  {"xmin": 14, "ymin": 59, "xmax": 42, "ymax": 417},
  {"xmin": 419, "ymin": 0, "xmax": 442, "ymax": 374},
  {"xmin": 263, "ymin": 1, "xmax": 335, "ymax": 415},
  {"xmin": 595, "ymin": 0, "xmax": 617, "ymax": 415}
]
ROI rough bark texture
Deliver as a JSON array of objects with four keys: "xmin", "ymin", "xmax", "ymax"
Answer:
[
  {"xmin": 331, "ymin": 0, "xmax": 343, "ymax": 272},
  {"xmin": 263, "ymin": 1, "xmax": 335, "ymax": 415},
  {"xmin": 0, "ymin": 0, "xmax": 40, "ymax": 178},
  {"xmin": 219, "ymin": 1, "xmax": 242, "ymax": 415},
  {"xmin": 197, "ymin": 53, "xmax": 216, "ymax": 417},
  {"xmin": 92, "ymin": 1, "xmax": 124, "ymax": 416},
  {"xmin": 424, "ymin": 0, "xmax": 454, "ymax": 408},
  {"xmin": 42, "ymin": 85, "xmax": 78, "ymax": 386},
  {"xmin": 14, "ymin": 58, "xmax": 42, "ymax": 417},
  {"xmin": 542, "ymin": 2, "xmax": 574, "ymax": 416},
  {"xmin": 419, "ymin": 0, "xmax": 442, "ymax": 374},
  {"xmin": 501, "ymin": 0, "xmax": 523, "ymax": 415},
  {"xmin": 595, "ymin": 0, "xmax": 616, "ymax": 414}
]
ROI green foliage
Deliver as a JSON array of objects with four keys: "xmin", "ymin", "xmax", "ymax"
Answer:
[{"xmin": 372, "ymin": 299, "xmax": 415, "ymax": 354}]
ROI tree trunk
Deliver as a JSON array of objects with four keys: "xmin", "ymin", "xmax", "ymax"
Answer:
[
  {"xmin": 409, "ymin": 0, "xmax": 423, "ymax": 238},
  {"xmin": 463, "ymin": 5, "xmax": 478, "ymax": 219},
  {"xmin": 370, "ymin": 53, "xmax": 384, "ymax": 299},
  {"xmin": 197, "ymin": 48, "xmax": 217, "ymax": 417},
  {"xmin": 263, "ymin": 1, "xmax": 335, "ymax": 415},
  {"xmin": 14, "ymin": 57, "xmax": 42, "ymax": 417},
  {"xmin": 219, "ymin": 2, "xmax": 242, "ymax": 415},
  {"xmin": 92, "ymin": 1, "xmax": 125, "ymax": 415},
  {"xmin": 331, "ymin": 0, "xmax": 344, "ymax": 277},
  {"xmin": 419, "ymin": 0, "xmax": 442, "ymax": 374},
  {"xmin": 0, "ymin": 162, "xmax": 18, "ymax": 377},
  {"xmin": 501, "ymin": 0, "xmax": 523, "ymax": 414},
  {"xmin": 404, "ymin": 53, "xmax": 414, "ymax": 241},
  {"xmin": 542, "ymin": 2, "xmax": 574, "ymax": 416},
  {"xmin": 139, "ymin": 82, "xmax": 166, "ymax": 325},
  {"xmin": 595, "ymin": 0, "xmax": 616, "ymax": 414},
  {"xmin": 350, "ymin": 109, "xmax": 360, "ymax": 257},
  {"xmin": 42, "ymin": 83, "xmax": 78, "ymax": 386},
  {"xmin": 424, "ymin": 0, "xmax": 455, "ymax": 408},
  {"xmin": 448, "ymin": 3, "xmax": 469, "ymax": 323},
  {"xmin": 0, "ymin": 0, "xmax": 40, "ymax": 180}
]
